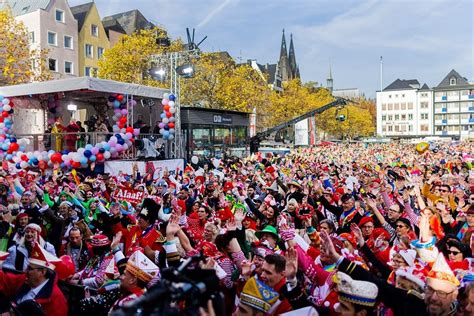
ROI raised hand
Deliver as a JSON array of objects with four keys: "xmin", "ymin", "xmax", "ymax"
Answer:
[
  {"xmin": 234, "ymin": 208, "xmax": 245, "ymax": 223},
  {"xmin": 226, "ymin": 219, "xmax": 237, "ymax": 231},
  {"xmin": 285, "ymin": 246, "xmax": 298, "ymax": 280},
  {"xmin": 319, "ymin": 231, "xmax": 340, "ymax": 264},
  {"xmin": 350, "ymin": 223, "xmax": 364, "ymax": 247},
  {"xmin": 110, "ymin": 231, "xmax": 123, "ymax": 250}
]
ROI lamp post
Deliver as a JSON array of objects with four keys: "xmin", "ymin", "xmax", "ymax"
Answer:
[{"xmin": 149, "ymin": 49, "xmax": 199, "ymax": 159}]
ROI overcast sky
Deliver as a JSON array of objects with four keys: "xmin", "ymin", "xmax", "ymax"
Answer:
[{"xmin": 69, "ymin": 0, "xmax": 473, "ymax": 97}]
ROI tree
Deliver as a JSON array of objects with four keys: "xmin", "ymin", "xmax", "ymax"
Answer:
[
  {"xmin": 97, "ymin": 27, "xmax": 183, "ymax": 87},
  {"xmin": 0, "ymin": 8, "xmax": 51, "ymax": 86}
]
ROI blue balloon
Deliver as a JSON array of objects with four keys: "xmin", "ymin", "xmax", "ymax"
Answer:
[
  {"xmin": 89, "ymin": 155, "xmax": 96, "ymax": 162},
  {"xmin": 32, "ymin": 158, "xmax": 39, "ymax": 166},
  {"xmin": 103, "ymin": 144, "xmax": 110, "ymax": 151},
  {"xmin": 20, "ymin": 146, "xmax": 25, "ymax": 151},
  {"xmin": 84, "ymin": 150, "xmax": 92, "ymax": 158},
  {"xmin": 2, "ymin": 144, "xmax": 8, "ymax": 151},
  {"xmin": 114, "ymin": 100, "xmax": 121, "ymax": 108},
  {"xmin": 115, "ymin": 134, "xmax": 122, "ymax": 139},
  {"xmin": 163, "ymin": 130, "xmax": 170, "ymax": 137},
  {"xmin": 169, "ymin": 94, "xmax": 176, "ymax": 101},
  {"xmin": 108, "ymin": 96, "xmax": 115, "ymax": 102},
  {"xmin": 48, "ymin": 150, "xmax": 55, "ymax": 155},
  {"xmin": 10, "ymin": 137, "xmax": 16, "ymax": 143},
  {"xmin": 15, "ymin": 163, "xmax": 21, "ymax": 169},
  {"xmin": 6, "ymin": 154, "xmax": 12, "ymax": 160},
  {"xmin": 85, "ymin": 144, "xmax": 93, "ymax": 150},
  {"xmin": 79, "ymin": 156, "xmax": 88, "ymax": 164},
  {"xmin": 60, "ymin": 162, "xmax": 66, "ymax": 169},
  {"xmin": 118, "ymin": 138, "xmax": 125, "ymax": 145},
  {"xmin": 164, "ymin": 125, "xmax": 169, "ymax": 130},
  {"xmin": 61, "ymin": 150, "xmax": 69, "ymax": 155},
  {"xmin": 160, "ymin": 113, "xmax": 166, "ymax": 119},
  {"xmin": 0, "ymin": 96, "xmax": 3, "ymax": 102},
  {"xmin": 99, "ymin": 148, "xmax": 105, "ymax": 153}
]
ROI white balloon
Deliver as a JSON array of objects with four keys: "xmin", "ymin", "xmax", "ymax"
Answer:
[
  {"xmin": 169, "ymin": 117, "xmax": 175, "ymax": 122},
  {"xmin": 3, "ymin": 105, "xmax": 11, "ymax": 112},
  {"xmin": 169, "ymin": 107, "xmax": 176, "ymax": 114},
  {"xmin": 168, "ymin": 101, "xmax": 175, "ymax": 107},
  {"xmin": 191, "ymin": 156, "xmax": 198, "ymax": 164},
  {"xmin": 104, "ymin": 151, "xmax": 111, "ymax": 159},
  {"xmin": 162, "ymin": 118, "xmax": 169, "ymax": 124}
]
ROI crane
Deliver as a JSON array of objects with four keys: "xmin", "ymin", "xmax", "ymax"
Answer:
[{"xmin": 249, "ymin": 97, "xmax": 351, "ymax": 153}]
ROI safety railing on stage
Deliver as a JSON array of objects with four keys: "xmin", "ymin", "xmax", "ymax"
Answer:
[{"xmin": 13, "ymin": 132, "xmax": 168, "ymax": 160}]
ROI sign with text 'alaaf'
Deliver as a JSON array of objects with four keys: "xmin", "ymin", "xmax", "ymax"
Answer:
[{"xmin": 112, "ymin": 186, "xmax": 145, "ymax": 205}]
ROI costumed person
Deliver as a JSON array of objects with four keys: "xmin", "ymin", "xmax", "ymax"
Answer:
[
  {"xmin": 51, "ymin": 117, "xmax": 64, "ymax": 152},
  {"xmin": 0, "ymin": 242, "xmax": 68, "ymax": 316},
  {"xmin": 109, "ymin": 250, "xmax": 160, "ymax": 313},
  {"xmin": 63, "ymin": 120, "xmax": 80, "ymax": 152}
]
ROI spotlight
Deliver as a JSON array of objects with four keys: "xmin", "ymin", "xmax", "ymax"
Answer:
[
  {"xmin": 149, "ymin": 67, "xmax": 166, "ymax": 80},
  {"xmin": 176, "ymin": 64, "xmax": 195, "ymax": 78}
]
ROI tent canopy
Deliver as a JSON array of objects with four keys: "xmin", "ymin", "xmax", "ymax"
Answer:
[{"xmin": 0, "ymin": 77, "xmax": 169, "ymax": 101}]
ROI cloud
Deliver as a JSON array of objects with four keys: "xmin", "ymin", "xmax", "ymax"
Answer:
[{"xmin": 197, "ymin": 0, "xmax": 239, "ymax": 28}]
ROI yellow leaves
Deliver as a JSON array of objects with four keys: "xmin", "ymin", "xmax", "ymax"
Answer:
[{"xmin": 0, "ymin": 8, "xmax": 50, "ymax": 85}]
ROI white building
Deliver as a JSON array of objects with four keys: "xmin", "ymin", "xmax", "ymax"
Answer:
[
  {"xmin": 433, "ymin": 69, "xmax": 474, "ymax": 140},
  {"xmin": 376, "ymin": 79, "xmax": 433, "ymax": 137},
  {"xmin": 5, "ymin": 0, "xmax": 79, "ymax": 79}
]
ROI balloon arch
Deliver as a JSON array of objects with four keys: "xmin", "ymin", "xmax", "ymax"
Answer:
[{"xmin": 0, "ymin": 92, "xmax": 175, "ymax": 171}]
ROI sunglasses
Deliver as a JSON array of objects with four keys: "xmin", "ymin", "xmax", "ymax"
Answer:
[
  {"xmin": 396, "ymin": 224, "xmax": 407, "ymax": 229},
  {"xmin": 447, "ymin": 250, "xmax": 460, "ymax": 255},
  {"xmin": 439, "ymin": 189, "xmax": 449, "ymax": 193}
]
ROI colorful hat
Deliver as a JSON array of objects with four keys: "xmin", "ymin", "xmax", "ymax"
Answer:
[
  {"xmin": 256, "ymin": 225, "xmax": 279, "ymax": 240},
  {"xmin": 223, "ymin": 182, "xmax": 234, "ymax": 192},
  {"xmin": 200, "ymin": 241, "xmax": 221, "ymax": 258},
  {"xmin": 0, "ymin": 251, "xmax": 9, "ymax": 262},
  {"xmin": 358, "ymin": 216, "xmax": 374, "ymax": 227},
  {"xmin": 251, "ymin": 241, "xmax": 275, "ymax": 258},
  {"xmin": 426, "ymin": 253, "xmax": 460, "ymax": 291},
  {"xmin": 89, "ymin": 234, "xmax": 111, "ymax": 247},
  {"xmin": 334, "ymin": 272, "xmax": 378, "ymax": 307},
  {"xmin": 287, "ymin": 180, "xmax": 302, "ymax": 189},
  {"xmin": 306, "ymin": 226, "xmax": 319, "ymax": 241},
  {"xmin": 240, "ymin": 277, "xmax": 280, "ymax": 313},
  {"xmin": 395, "ymin": 265, "xmax": 427, "ymax": 289},
  {"xmin": 126, "ymin": 250, "xmax": 160, "ymax": 284},
  {"xmin": 29, "ymin": 242, "xmax": 61, "ymax": 270}
]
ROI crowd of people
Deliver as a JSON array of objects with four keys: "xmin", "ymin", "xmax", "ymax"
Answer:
[{"xmin": 0, "ymin": 141, "xmax": 473, "ymax": 316}]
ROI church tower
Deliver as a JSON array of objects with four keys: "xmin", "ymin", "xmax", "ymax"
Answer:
[
  {"xmin": 288, "ymin": 34, "xmax": 300, "ymax": 80},
  {"xmin": 278, "ymin": 29, "xmax": 291, "ymax": 82},
  {"xmin": 326, "ymin": 65, "xmax": 333, "ymax": 93}
]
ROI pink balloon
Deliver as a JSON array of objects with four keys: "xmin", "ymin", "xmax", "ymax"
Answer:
[
  {"xmin": 91, "ymin": 147, "xmax": 99, "ymax": 155},
  {"xmin": 161, "ymin": 99, "xmax": 169, "ymax": 106},
  {"xmin": 115, "ymin": 144, "xmax": 123, "ymax": 152},
  {"xmin": 121, "ymin": 109, "xmax": 128, "ymax": 116},
  {"xmin": 133, "ymin": 128, "xmax": 140, "ymax": 136}
]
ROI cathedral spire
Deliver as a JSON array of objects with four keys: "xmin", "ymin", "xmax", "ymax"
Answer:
[
  {"xmin": 288, "ymin": 33, "xmax": 299, "ymax": 79},
  {"xmin": 327, "ymin": 65, "xmax": 333, "ymax": 93},
  {"xmin": 278, "ymin": 29, "xmax": 290, "ymax": 82}
]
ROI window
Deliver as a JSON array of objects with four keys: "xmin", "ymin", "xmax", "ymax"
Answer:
[
  {"xmin": 401, "ymin": 114, "xmax": 406, "ymax": 120},
  {"xmin": 64, "ymin": 61, "xmax": 73, "ymax": 74},
  {"xmin": 395, "ymin": 114, "xmax": 400, "ymax": 120},
  {"xmin": 382, "ymin": 104, "xmax": 387, "ymax": 111},
  {"xmin": 28, "ymin": 31, "xmax": 35, "ymax": 43},
  {"xmin": 48, "ymin": 58, "xmax": 57, "ymax": 72},
  {"xmin": 47, "ymin": 31, "xmax": 57, "ymax": 45},
  {"xmin": 448, "ymin": 91, "xmax": 459, "ymax": 97},
  {"xmin": 395, "ymin": 94, "xmax": 398, "ymax": 98},
  {"xmin": 421, "ymin": 124, "xmax": 429, "ymax": 132},
  {"xmin": 400, "ymin": 103, "xmax": 406, "ymax": 110},
  {"xmin": 389, "ymin": 95, "xmax": 392, "ymax": 98},
  {"xmin": 388, "ymin": 126, "xmax": 393, "ymax": 132},
  {"xmin": 97, "ymin": 47, "xmax": 104, "ymax": 59},
  {"xmin": 382, "ymin": 115, "xmax": 386, "ymax": 121},
  {"xmin": 382, "ymin": 126, "xmax": 386, "ymax": 132},
  {"xmin": 85, "ymin": 44, "xmax": 93, "ymax": 58},
  {"xmin": 394, "ymin": 103, "xmax": 400, "ymax": 110},
  {"xmin": 421, "ymin": 113, "xmax": 428, "ymax": 120},
  {"xmin": 407, "ymin": 102, "xmax": 414, "ymax": 110},
  {"xmin": 91, "ymin": 24, "xmax": 99, "ymax": 37},
  {"xmin": 450, "ymin": 77, "xmax": 456, "ymax": 85},
  {"xmin": 420, "ymin": 102, "xmax": 429, "ymax": 109},
  {"xmin": 388, "ymin": 115, "xmax": 393, "ymax": 121},
  {"xmin": 387, "ymin": 104, "xmax": 393, "ymax": 111},
  {"xmin": 55, "ymin": 9, "xmax": 64, "ymax": 22},
  {"xmin": 64, "ymin": 36, "xmax": 72, "ymax": 49},
  {"xmin": 408, "ymin": 114, "xmax": 413, "ymax": 120},
  {"xmin": 395, "ymin": 125, "xmax": 400, "ymax": 132},
  {"xmin": 402, "ymin": 94, "xmax": 405, "ymax": 98},
  {"xmin": 85, "ymin": 67, "xmax": 91, "ymax": 76},
  {"xmin": 408, "ymin": 125, "xmax": 413, "ymax": 132}
]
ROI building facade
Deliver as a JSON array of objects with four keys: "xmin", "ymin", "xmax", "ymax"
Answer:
[
  {"xmin": 433, "ymin": 69, "xmax": 474, "ymax": 139},
  {"xmin": 376, "ymin": 79, "xmax": 433, "ymax": 137},
  {"xmin": 71, "ymin": 2, "xmax": 110, "ymax": 77},
  {"xmin": 6, "ymin": 0, "xmax": 79, "ymax": 79}
]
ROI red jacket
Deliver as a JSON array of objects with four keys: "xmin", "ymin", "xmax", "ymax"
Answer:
[{"xmin": 0, "ymin": 271, "xmax": 68, "ymax": 316}]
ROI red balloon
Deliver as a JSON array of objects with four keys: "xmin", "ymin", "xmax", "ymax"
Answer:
[
  {"xmin": 96, "ymin": 153, "xmax": 104, "ymax": 161},
  {"xmin": 118, "ymin": 123, "xmax": 124, "ymax": 129},
  {"xmin": 56, "ymin": 255, "xmax": 75, "ymax": 280},
  {"xmin": 119, "ymin": 117, "xmax": 127, "ymax": 124},
  {"xmin": 126, "ymin": 127, "xmax": 134, "ymax": 133},
  {"xmin": 38, "ymin": 161, "xmax": 47, "ymax": 170},
  {"xmin": 163, "ymin": 105, "xmax": 170, "ymax": 111},
  {"xmin": 166, "ymin": 111, "xmax": 172, "ymax": 118},
  {"xmin": 21, "ymin": 154, "xmax": 28, "ymax": 161},
  {"xmin": 168, "ymin": 122, "xmax": 175, "ymax": 128},
  {"xmin": 2, "ymin": 111, "xmax": 8, "ymax": 118},
  {"xmin": 0, "ymin": 117, "xmax": 4, "ymax": 123},
  {"xmin": 10, "ymin": 143, "xmax": 19, "ymax": 151},
  {"xmin": 72, "ymin": 161, "xmax": 81, "ymax": 168},
  {"xmin": 51, "ymin": 153, "xmax": 62, "ymax": 164},
  {"xmin": 116, "ymin": 95, "xmax": 124, "ymax": 102}
]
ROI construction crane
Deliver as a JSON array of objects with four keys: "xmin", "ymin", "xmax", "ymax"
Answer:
[{"xmin": 249, "ymin": 97, "xmax": 351, "ymax": 153}]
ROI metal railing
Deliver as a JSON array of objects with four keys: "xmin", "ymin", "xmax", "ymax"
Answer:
[{"xmin": 13, "ymin": 132, "xmax": 172, "ymax": 160}]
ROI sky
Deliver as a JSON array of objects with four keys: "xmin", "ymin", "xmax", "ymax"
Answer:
[{"xmin": 68, "ymin": 0, "xmax": 474, "ymax": 98}]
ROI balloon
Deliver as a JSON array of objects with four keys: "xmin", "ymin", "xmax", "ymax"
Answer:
[
  {"xmin": 116, "ymin": 94, "xmax": 124, "ymax": 102},
  {"xmin": 163, "ymin": 130, "xmax": 170, "ymax": 137},
  {"xmin": 114, "ymin": 100, "xmax": 121, "ymax": 108},
  {"xmin": 169, "ymin": 94, "xmax": 176, "ymax": 101},
  {"xmin": 3, "ymin": 104, "xmax": 11, "ymax": 112},
  {"xmin": 169, "ymin": 117, "xmax": 175, "ymax": 122},
  {"xmin": 38, "ymin": 160, "xmax": 47, "ymax": 170},
  {"xmin": 166, "ymin": 112, "xmax": 173, "ymax": 118},
  {"xmin": 51, "ymin": 153, "xmax": 62, "ymax": 164},
  {"xmin": 168, "ymin": 122, "xmax": 175, "ymax": 129},
  {"xmin": 162, "ymin": 98, "xmax": 169, "ymax": 106},
  {"xmin": 168, "ymin": 101, "xmax": 175, "ymax": 107},
  {"xmin": 126, "ymin": 127, "xmax": 134, "ymax": 133},
  {"xmin": 162, "ymin": 118, "xmax": 169, "ymax": 124},
  {"xmin": 85, "ymin": 144, "xmax": 93, "ymax": 150},
  {"xmin": 84, "ymin": 150, "xmax": 92, "ymax": 158},
  {"xmin": 168, "ymin": 134, "xmax": 174, "ymax": 140},
  {"xmin": 79, "ymin": 156, "xmax": 88, "ymax": 164},
  {"xmin": 2, "ymin": 99, "xmax": 9, "ymax": 105},
  {"xmin": 159, "ymin": 122, "xmax": 165, "ymax": 129},
  {"xmin": 416, "ymin": 142, "xmax": 429, "ymax": 154},
  {"xmin": 72, "ymin": 161, "xmax": 81, "ymax": 168},
  {"xmin": 89, "ymin": 155, "xmax": 96, "ymax": 162},
  {"xmin": 121, "ymin": 109, "xmax": 128, "ymax": 116},
  {"xmin": 125, "ymin": 132, "xmax": 133, "ymax": 139},
  {"xmin": 163, "ymin": 93, "xmax": 170, "ymax": 99},
  {"xmin": 213, "ymin": 159, "xmax": 221, "ymax": 169},
  {"xmin": 104, "ymin": 151, "xmax": 111, "ymax": 159},
  {"xmin": 169, "ymin": 107, "xmax": 176, "ymax": 114},
  {"xmin": 96, "ymin": 153, "xmax": 104, "ymax": 161},
  {"xmin": 108, "ymin": 96, "xmax": 116, "ymax": 102},
  {"xmin": 191, "ymin": 156, "xmax": 199, "ymax": 164}
]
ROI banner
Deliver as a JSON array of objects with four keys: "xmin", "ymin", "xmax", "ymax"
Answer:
[
  {"xmin": 112, "ymin": 186, "xmax": 146, "ymax": 205},
  {"xmin": 104, "ymin": 159, "xmax": 185, "ymax": 179},
  {"xmin": 294, "ymin": 119, "xmax": 309, "ymax": 146}
]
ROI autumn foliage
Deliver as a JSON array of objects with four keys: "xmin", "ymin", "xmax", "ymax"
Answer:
[{"xmin": 0, "ymin": 8, "xmax": 51, "ymax": 85}]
